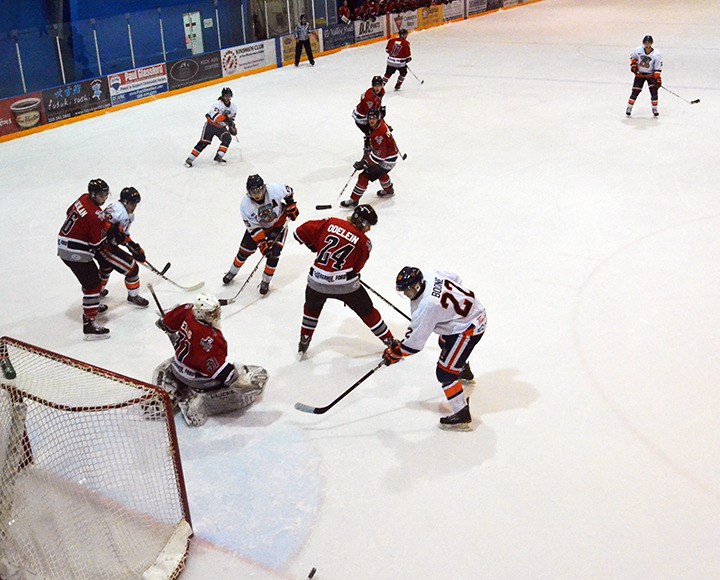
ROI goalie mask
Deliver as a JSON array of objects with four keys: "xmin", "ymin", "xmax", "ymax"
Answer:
[
  {"xmin": 193, "ymin": 293, "xmax": 222, "ymax": 329},
  {"xmin": 395, "ymin": 266, "xmax": 424, "ymax": 300}
]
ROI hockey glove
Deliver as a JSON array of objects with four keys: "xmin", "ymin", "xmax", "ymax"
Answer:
[
  {"xmin": 353, "ymin": 159, "xmax": 367, "ymax": 171},
  {"xmin": 257, "ymin": 239, "xmax": 271, "ymax": 256},
  {"xmin": 382, "ymin": 340, "xmax": 404, "ymax": 366},
  {"xmin": 654, "ymin": 73, "xmax": 662, "ymax": 87},
  {"xmin": 155, "ymin": 318, "xmax": 172, "ymax": 334},
  {"xmin": 285, "ymin": 201, "xmax": 299, "ymax": 221},
  {"xmin": 127, "ymin": 240, "xmax": 146, "ymax": 263},
  {"xmin": 630, "ymin": 62, "xmax": 638, "ymax": 74},
  {"xmin": 227, "ymin": 121, "xmax": 238, "ymax": 136}
]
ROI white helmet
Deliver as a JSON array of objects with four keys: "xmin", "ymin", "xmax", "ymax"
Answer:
[{"xmin": 193, "ymin": 293, "xmax": 221, "ymax": 329}]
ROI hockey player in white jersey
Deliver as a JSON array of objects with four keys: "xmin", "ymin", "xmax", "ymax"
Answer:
[
  {"xmin": 97, "ymin": 186, "xmax": 150, "ymax": 308},
  {"xmin": 383, "ymin": 267, "xmax": 487, "ymax": 431},
  {"xmin": 626, "ymin": 35, "xmax": 663, "ymax": 117},
  {"xmin": 185, "ymin": 87, "xmax": 238, "ymax": 166},
  {"xmin": 222, "ymin": 174, "xmax": 299, "ymax": 295}
]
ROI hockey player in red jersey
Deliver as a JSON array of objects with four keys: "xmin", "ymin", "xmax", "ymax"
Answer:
[
  {"xmin": 383, "ymin": 267, "xmax": 486, "ymax": 431},
  {"xmin": 57, "ymin": 179, "xmax": 111, "ymax": 339},
  {"xmin": 338, "ymin": 0, "xmax": 351, "ymax": 24},
  {"xmin": 154, "ymin": 292, "xmax": 268, "ymax": 426},
  {"xmin": 293, "ymin": 204, "xmax": 394, "ymax": 359},
  {"xmin": 352, "ymin": 76, "xmax": 386, "ymax": 153},
  {"xmin": 185, "ymin": 87, "xmax": 237, "ymax": 167},
  {"xmin": 97, "ymin": 186, "xmax": 150, "ymax": 309},
  {"xmin": 341, "ymin": 109, "xmax": 399, "ymax": 207},
  {"xmin": 383, "ymin": 29, "xmax": 411, "ymax": 91}
]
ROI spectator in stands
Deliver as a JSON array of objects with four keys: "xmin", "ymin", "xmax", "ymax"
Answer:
[{"xmin": 339, "ymin": 0, "xmax": 351, "ymax": 23}]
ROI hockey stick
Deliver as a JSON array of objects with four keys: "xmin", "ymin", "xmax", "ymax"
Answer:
[
  {"xmin": 142, "ymin": 261, "xmax": 205, "ymax": 292},
  {"xmin": 407, "ymin": 65, "xmax": 424, "ymax": 85},
  {"xmin": 147, "ymin": 283, "xmax": 166, "ymax": 316},
  {"xmin": 660, "ymin": 85, "xmax": 700, "ymax": 104},
  {"xmin": 145, "ymin": 260, "xmax": 171, "ymax": 276},
  {"xmin": 360, "ymin": 280, "xmax": 411, "ymax": 322},
  {"xmin": 294, "ymin": 360, "xmax": 385, "ymax": 414},
  {"xmin": 218, "ymin": 237, "xmax": 277, "ymax": 306},
  {"xmin": 315, "ymin": 169, "xmax": 358, "ymax": 210}
]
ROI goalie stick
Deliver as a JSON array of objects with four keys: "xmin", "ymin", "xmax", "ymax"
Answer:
[
  {"xmin": 660, "ymin": 85, "xmax": 700, "ymax": 104},
  {"xmin": 294, "ymin": 360, "xmax": 385, "ymax": 414},
  {"xmin": 142, "ymin": 261, "xmax": 204, "ymax": 292}
]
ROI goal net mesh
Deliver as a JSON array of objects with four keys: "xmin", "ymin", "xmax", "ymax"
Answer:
[{"xmin": 0, "ymin": 337, "xmax": 192, "ymax": 580}]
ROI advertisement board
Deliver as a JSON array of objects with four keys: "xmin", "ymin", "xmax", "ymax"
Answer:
[
  {"xmin": 221, "ymin": 41, "xmax": 277, "ymax": 76},
  {"xmin": 487, "ymin": 0, "xmax": 503, "ymax": 9},
  {"xmin": 388, "ymin": 12, "xmax": 419, "ymax": 35},
  {"xmin": 443, "ymin": 0, "xmax": 465, "ymax": 21},
  {"xmin": 468, "ymin": 0, "xmax": 490, "ymax": 16},
  {"xmin": 0, "ymin": 92, "xmax": 46, "ymax": 137},
  {"xmin": 109, "ymin": 64, "xmax": 168, "ymax": 106},
  {"xmin": 42, "ymin": 78, "xmax": 111, "ymax": 124},
  {"xmin": 280, "ymin": 31, "xmax": 322, "ymax": 64},
  {"xmin": 354, "ymin": 18, "xmax": 386, "ymax": 43},
  {"xmin": 418, "ymin": 5, "xmax": 443, "ymax": 29},
  {"xmin": 167, "ymin": 52, "xmax": 222, "ymax": 91},
  {"xmin": 323, "ymin": 23, "xmax": 356, "ymax": 51}
]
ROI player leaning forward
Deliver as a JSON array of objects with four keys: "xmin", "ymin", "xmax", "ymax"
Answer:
[
  {"xmin": 626, "ymin": 35, "xmax": 662, "ymax": 117},
  {"xmin": 154, "ymin": 293, "xmax": 268, "ymax": 426},
  {"xmin": 185, "ymin": 86, "xmax": 237, "ymax": 167},
  {"xmin": 384, "ymin": 267, "xmax": 486, "ymax": 431},
  {"xmin": 223, "ymin": 174, "xmax": 299, "ymax": 295}
]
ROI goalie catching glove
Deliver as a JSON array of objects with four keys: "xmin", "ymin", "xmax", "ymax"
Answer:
[
  {"xmin": 127, "ymin": 240, "xmax": 146, "ymax": 262},
  {"xmin": 383, "ymin": 339, "xmax": 405, "ymax": 366}
]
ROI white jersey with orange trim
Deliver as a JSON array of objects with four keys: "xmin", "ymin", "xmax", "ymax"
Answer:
[
  {"xmin": 206, "ymin": 99, "xmax": 237, "ymax": 128},
  {"xmin": 401, "ymin": 270, "xmax": 486, "ymax": 355},
  {"xmin": 104, "ymin": 201, "xmax": 134, "ymax": 234},
  {"xmin": 240, "ymin": 182, "xmax": 294, "ymax": 236},
  {"xmin": 630, "ymin": 46, "xmax": 662, "ymax": 75}
]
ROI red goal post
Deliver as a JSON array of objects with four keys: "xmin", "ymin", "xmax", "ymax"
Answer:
[{"xmin": 0, "ymin": 336, "xmax": 192, "ymax": 580}]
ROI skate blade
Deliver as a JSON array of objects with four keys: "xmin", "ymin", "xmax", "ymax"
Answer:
[
  {"xmin": 83, "ymin": 333, "xmax": 111, "ymax": 341},
  {"xmin": 438, "ymin": 421, "xmax": 473, "ymax": 432}
]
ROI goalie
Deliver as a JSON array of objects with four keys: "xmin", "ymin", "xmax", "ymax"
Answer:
[{"xmin": 153, "ymin": 292, "xmax": 267, "ymax": 426}]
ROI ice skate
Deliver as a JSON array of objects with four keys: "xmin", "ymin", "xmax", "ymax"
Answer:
[
  {"xmin": 652, "ymin": 107, "xmax": 659, "ymax": 117},
  {"xmin": 213, "ymin": 153, "xmax": 227, "ymax": 164},
  {"xmin": 340, "ymin": 199, "xmax": 358, "ymax": 208},
  {"xmin": 259, "ymin": 280, "xmax": 270, "ymax": 295},
  {"xmin": 459, "ymin": 364, "xmax": 475, "ymax": 384},
  {"xmin": 100, "ymin": 288, "xmax": 109, "ymax": 297},
  {"xmin": 298, "ymin": 335, "xmax": 311, "ymax": 360},
  {"xmin": 376, "ymin": 185, "xmax": 395, "ymax": 198},
  {"xmin": 97, "ymin": 303, "xmax": 108, "ymax": 314},
  {"xmin": 83, "ymin": 316, "xmax": 110, "ymax": 340},
  {"xmin": 625, "ymin": 106, "xmax": 632, "ymax": 117},
  {"xmin": 222, "ymin": 271, "xmax": 236, "ymax": 285},
  {"xmin": 439, "ymin": 401, "xmax": 472, "ymax": 431},
  {"xmin": 127, "ymin": 294, "xmax": 149, "ymax": 308},
  {"xmin": 184, "ymin": 157, "xmax": 194, "ymax": 168}
]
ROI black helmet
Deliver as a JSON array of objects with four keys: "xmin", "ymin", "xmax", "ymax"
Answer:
[
  {"xmin": 350, "ymin": 204, "xmax": 378, "ymax": 229},
  {"xmin": 220, "ymin": 87, "xmax": 233, "ymax": 99},
  {"xmin": 643, "ymin": 35, "xmax": 653, "ymax": 44},
  {"xmin": 395, "ymin": 266, "xmax": 423, "ymax": 292},
  {"xmin": 246, "ymin": 174, "xmax": 264, "ymax": 191},
  {"xmin": 367, "ymin": 108, "xmax": 381, "ymax": 121},
  {"xmin": 399, "ymin": 28, "xmax": 408, "ymax": 37},
  {"xmin": 372, "ymin": 75, "xmax": 383, "ymax": 86},
  {"xmin": 88, "ymin": 178, "xmax": 109, "ymax": 200},
  {"xmin": 120, "ymin": 186, "xmax": 141, "ymax": 204}
]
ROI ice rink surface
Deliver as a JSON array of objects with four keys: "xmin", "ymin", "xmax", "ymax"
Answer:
[{"xmin": 1, "ymin": 0, "xmax": 719, "ymax": 577}]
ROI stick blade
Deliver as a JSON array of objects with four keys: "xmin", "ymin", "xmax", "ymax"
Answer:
[
  {"xmin": 185, "ymin": 281, "xmax": 205, "ymax": 292},
  {"xmin": 691, "ymin": 99, "xmax": 700, "ymax": 104},
  {"xmin": 294, "ymin": 402, "xmax": 319, "ymax": 414},
  {"xmin": 315, "ymin": 204, "xmax": 332, "ymax": 210}
]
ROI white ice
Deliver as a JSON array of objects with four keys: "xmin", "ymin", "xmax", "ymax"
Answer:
[{"xmin": 1, "ymin": 0, "xmax": 719, "ymax": 577}]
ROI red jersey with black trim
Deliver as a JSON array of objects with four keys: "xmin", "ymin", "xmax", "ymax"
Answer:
[
  {"xmin": 367, "ymin": 119, "xmax": 399, "ymax": 170},
  {"xmin": 57, "ymin": 193, "xmax": 109, "ymax": 263},
  {"xmin": 385, "ymin": 37, "xmax": 411, "ymax": 67},
  {"xmin": 163, "ymin": 304, "xmax": 236, "ymax": 389},
  {"xmin": 294, "ymin": 216, "xmax": 372, "ymax": 294},
  {"xmin": 352, "ymin": 87, "xmax": 385, "ymax": 124}
]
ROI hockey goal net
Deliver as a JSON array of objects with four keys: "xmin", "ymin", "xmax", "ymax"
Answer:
[{"xmin": 0, "ymin": 336, "xmax": 192, "ymax": 580}]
